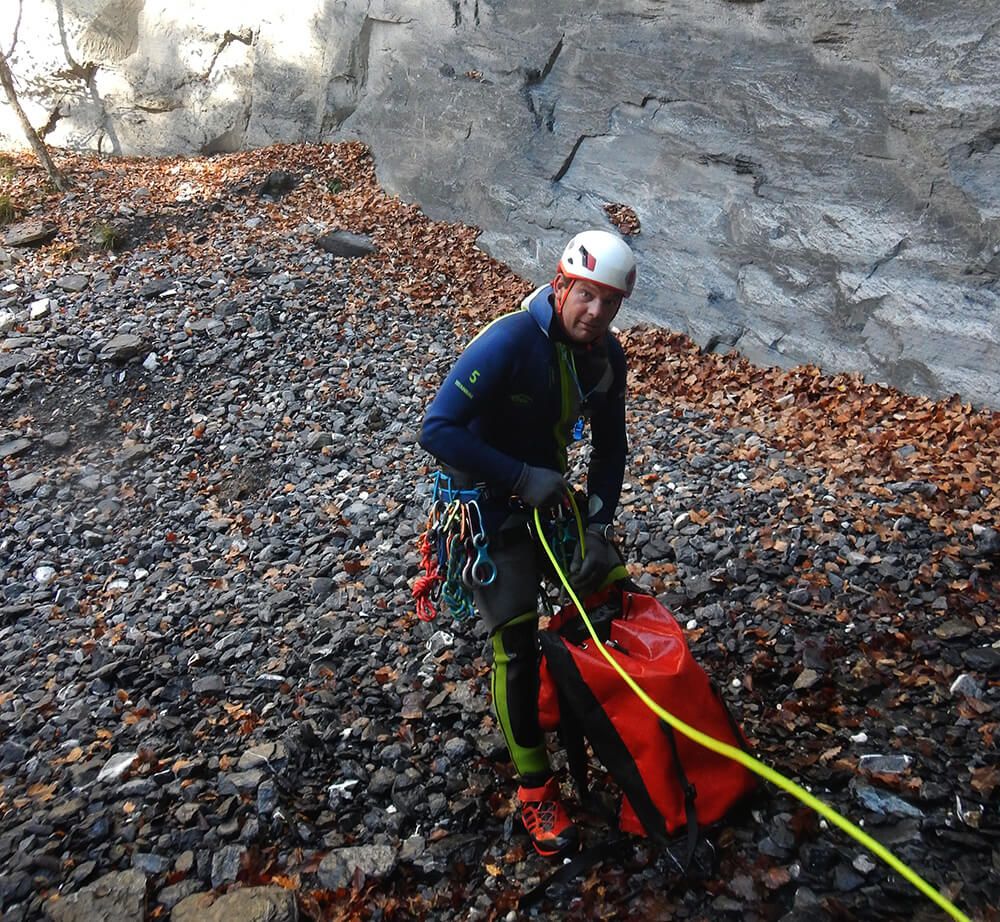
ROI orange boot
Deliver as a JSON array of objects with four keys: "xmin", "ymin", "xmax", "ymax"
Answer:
[{"xmin": 517, "ymin": 776, "xmax": 579, "ymax": 859}]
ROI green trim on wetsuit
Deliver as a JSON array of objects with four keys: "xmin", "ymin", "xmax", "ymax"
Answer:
[
  {"xmin": 602, "ymin": 563, "xmax": 629, "ymax": 588},
  {"xmin": 490, "ymin": 611, "xmax": 550, "ymax": 779},
  {"xmin": 553, "ymin": 342, "xmax": 577, "ymax": 474}
]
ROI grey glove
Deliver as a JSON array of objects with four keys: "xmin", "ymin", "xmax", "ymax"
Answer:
[
  {"xmin": 569, "ymin": 523, "xmax": 617, "ymax": 595},
  {"xmin": 512, "ymin": 463, "xmax": 567, "ymax": 508}
]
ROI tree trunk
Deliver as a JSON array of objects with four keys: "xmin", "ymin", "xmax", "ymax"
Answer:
[{"xmin": 0, "ymin": 49, "xmax": 69, "ymax": 191}]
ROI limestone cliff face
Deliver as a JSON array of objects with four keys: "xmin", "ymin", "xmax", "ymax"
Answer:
[{"xmin": 2, "ymin": 1, "xmax": 998, "ymax": 408}]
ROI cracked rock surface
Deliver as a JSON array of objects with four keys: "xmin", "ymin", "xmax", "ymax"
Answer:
[{"xmin": 4, "ymin": 1, "xmax": 1000, "ymax": 406}]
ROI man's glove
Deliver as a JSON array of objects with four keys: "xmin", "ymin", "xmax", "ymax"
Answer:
[
  {"xmin": 569, "ymin": 523, "xmax": 617, "ymax": 596},
  {"xmin": 512, "ymin": 463, "xmax": 567, "ymax": 508}
]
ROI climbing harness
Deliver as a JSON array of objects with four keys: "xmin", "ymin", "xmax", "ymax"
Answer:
[
  {"xmin": 412, "ymin": 472, "xmax": 497, "ymax": 621},
  {"xmin": 532, "ymin": 497, "xmax": 973, "ymax": 922}
]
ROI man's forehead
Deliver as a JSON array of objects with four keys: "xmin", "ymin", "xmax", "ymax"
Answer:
[{"xmin": 574, "ymin": 279, "xmax": 622, "ymax": 301}]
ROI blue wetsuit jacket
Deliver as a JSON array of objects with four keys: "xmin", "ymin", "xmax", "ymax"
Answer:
[{"xmin": 419, "ymin": 285, "xmax": 627, "ymax": 531}]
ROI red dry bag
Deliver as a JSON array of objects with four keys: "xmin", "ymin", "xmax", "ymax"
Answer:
[{"xmin": 538, "ymin": 585, "xmax": 756, "ymax": 843}]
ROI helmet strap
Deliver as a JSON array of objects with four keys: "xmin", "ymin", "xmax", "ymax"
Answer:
[{"xmin": 552, "ymin": 273, "xmax": 575, "ymax": 317}]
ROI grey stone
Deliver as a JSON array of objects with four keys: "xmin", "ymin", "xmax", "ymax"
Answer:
[
  {"xmin": 934, "ymin": 619, "xmax": 975, "ymax": 640},
  {"xmin": 99, "ymin": 334, "xmax": 144, "ymax": 363},
  {"xmin": 45, "ymin": 868, "xmax": 147, "ymax": 922},
  {"xmin": 116, "ymin": 443, "xmax": 152, "ymax": 465},
  {"xmin": 43, "ymin": 431, "xmax": 71, "ymax": 449},
  {"xmin": 97, "ymin": 751, "xmax": 138, "ymax": 782},
  {"xmin": 850, "ymin": 781, "xmax": 924, "ymax": 818},
  {"xmin": 310, "ymin": 577, "xmax": 334, "ymax": 600},
  {"xmin": 268, "ymin": 589, "xmax": 297, "ymax": 610},
  {"xmin": 0, "ymin": 437, "xmax": 31, "ymax": 459},
  {"xmin": 156, "ymin": 878, "xmax": 203, "ymax": 911},
  {"xmin": 442, "ymin": 736, "xmax": 471, "ymax": 760},
  {"xmin": 950, "ymin": 673, "xmax": 984, "ymax": 699},
  {"xmin": 315, "ymin": 231, "xmax": 376, "ymax": 258},
  {"xmin": 192, "ymin": 675, "xmax": 226, "ymax": 695},
  {"xmin": 29, "ymin": 297, "xmax": 51, "ymax": 319},
  {"xmin": 57, "ymin": 274, "xmax": 90, "ymax": 292},
  {"xmin": 171, "ymin": 891, "xmax": 217, "ymax": 921},
  {"xmin": 9, "ymin": 472, "xmax": 42, "ymax": 495},
  {"xmin": 48, "ymin": 797, "xmax": 85, "ymax": 825},
  {"xmin": 317, "ymin": 844, "xmax": 397, "ymax": 890},
  {"xmin": 5, "ymin": 219, "xmax": 57, "ymax": 247},
  {"xmin": 304, "ymin": 431, "xmax": 333, "ymax": 451},
  {"xmin": 219, "ymin": 768, "xmax": 264, "ymax": 795},
  {"xmin": 0, "ymin": 350, "xmax": 33, "ymax": 376},
  {"xmin": 258, "ymin": 170, "xmax": 298, "ymax": 198},
  {"xmin": 210, "ymin": 844, "xmax": 245, "ymax": 888},
  {"xmin": 174, "ymin": 803, "xmax": 201, "ymax": 825},
  {"xmin": 237, "ymin": 741, "xmax": 288, "ymax": 771},
  {"xmin": 834, "ymin": 864, "xmax": 865, "ymax": 892},
  {"xmin": 792, "ymin": 668, "xmax": 821, "ymax": 691},
  {"xmin": 859, "ymin": 754, "xmax": 913, "ymax": 775},
  {"xmin": 257, "ymin": 779, "xmax": 278, "ymax": 816},
  {"xmin": 399, "ymin": 834, "xmax": 426, "ymax": 862},
  {"xmin": 140, "ymin": 279, "xmax": 175, "ymax": 298},
  {"xmin": 132, "ymin": 852, "xmax": 172, "ymax": 874},
  {"xmin": 960, "ymin": 647, "xmax": 1000, "ymax": 676},
  {"xmin": 972, "ymin": 525, "xmax": 1000, "ymax": 557},
  {"xmin": 172, "ymin": 886, "xmax": 297, "ymax": 922}
]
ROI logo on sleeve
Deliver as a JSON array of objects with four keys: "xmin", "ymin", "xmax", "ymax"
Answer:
[{"xmin": 454, "ymin": 369, "xmax": 481, "ymax": 400}]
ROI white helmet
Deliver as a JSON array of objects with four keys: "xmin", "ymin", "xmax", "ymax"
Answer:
[{"xmin": 557, "ymin": 230, "xmax": 636, "ymax": 298}]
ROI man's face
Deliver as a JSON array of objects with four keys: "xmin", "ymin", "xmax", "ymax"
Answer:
[{"xmin": 556, "ymin": 277, "xmax": 623, "ymax": 345}]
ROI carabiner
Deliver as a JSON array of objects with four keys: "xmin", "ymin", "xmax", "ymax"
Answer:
[{"xmin": 465, "ymin": 499, "xmax": 485, "ymax": 537}]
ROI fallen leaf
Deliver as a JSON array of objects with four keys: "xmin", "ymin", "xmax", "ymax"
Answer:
[{"xmin": 970, "ymin": 765, "xmax": 1000, "ymax": 798}]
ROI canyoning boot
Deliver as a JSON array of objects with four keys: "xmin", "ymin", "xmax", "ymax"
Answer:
[{"xmin": 517, "ymin": 776, "xmax": 579, "ymax": 859}]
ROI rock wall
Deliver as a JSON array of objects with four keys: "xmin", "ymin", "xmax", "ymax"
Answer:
[{"xmin": 2, "ymin": 0, "xmax": 998, "ymax": 408}]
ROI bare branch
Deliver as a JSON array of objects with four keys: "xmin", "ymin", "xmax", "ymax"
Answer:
[{"xmin": 0, "ymin": 47, "xmax": 70, "ymax": 191}]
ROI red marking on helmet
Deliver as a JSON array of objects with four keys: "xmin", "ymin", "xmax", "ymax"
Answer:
[{"xmin": 579, "ymin": 245, "xmax": 597, "ymax": 271}]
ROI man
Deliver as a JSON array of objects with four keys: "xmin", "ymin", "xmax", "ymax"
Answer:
[{"xmin": 418, "ymin": 229, "xmax": 636, "ymax": 859}]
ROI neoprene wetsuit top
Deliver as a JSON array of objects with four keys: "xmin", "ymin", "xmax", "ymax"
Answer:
[{"xmin": 419, "ymin": 285, "xmax": 627, "ymax": 533}]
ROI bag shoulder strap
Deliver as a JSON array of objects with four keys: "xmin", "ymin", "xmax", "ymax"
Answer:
[
  {"xmin": 539, "ymin": 631, "xmax": 670, "ymax": 843},
  {"xmin": 659, "ymin": 719, "xmax": 700, "ymax": 872}
]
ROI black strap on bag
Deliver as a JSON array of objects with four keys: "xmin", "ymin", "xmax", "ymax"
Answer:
[
  {"xmin": 659, "ymin": 719, "xmax": 701, "ymax": 873},
  {"xmin": 556, "ymin": 685, "xmax": 591, "ymax": 801},
  {"xmin": 538, "ymin": 630, "xmax": 671, "ymax": 843}
]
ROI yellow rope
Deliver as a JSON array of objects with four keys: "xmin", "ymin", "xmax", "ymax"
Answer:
[{"xmin": 534, "ymin": 504, "xmax": 971, "ymax": 922}]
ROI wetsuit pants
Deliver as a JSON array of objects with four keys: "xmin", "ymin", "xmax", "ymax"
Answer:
[{"xmin": 474, "ymin": 523, "xmax": 627, "ymax": 786}]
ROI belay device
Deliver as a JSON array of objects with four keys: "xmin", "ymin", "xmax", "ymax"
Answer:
[{"xmin": 537, "ymin": 584, "xmax": 758, "ymax": 854}]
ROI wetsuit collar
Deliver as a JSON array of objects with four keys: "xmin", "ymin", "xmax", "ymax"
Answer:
[{"xmin": 524, "ymin": 285, "xmax": 557, "ymax": 339}]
